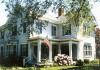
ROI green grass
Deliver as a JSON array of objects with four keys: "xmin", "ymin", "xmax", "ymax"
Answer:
[
  {"xmin": 0, "ymin": 65, "xmax": 78, "ymax": 70},
  {"xmin": 0, "ymin": 59, "xmax": 99, "ymax": 70},
  {"xmin": 40, "ymin": 66, "xmax": 78, "ymax": 70}
]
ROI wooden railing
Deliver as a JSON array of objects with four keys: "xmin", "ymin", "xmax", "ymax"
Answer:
[{"xmin": 23, "ymin": 57, "xmax": 31, "ymax": 66}]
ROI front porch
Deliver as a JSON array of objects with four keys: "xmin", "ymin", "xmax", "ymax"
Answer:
[{"xmin": 27, "ymin": 37, "xmax": 79, "ymax": 64}]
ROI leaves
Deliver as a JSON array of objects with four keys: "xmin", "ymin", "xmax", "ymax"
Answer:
[
  {"xmin": 2, "ymin": 0, "xmax": 96, "ymax": 36},
  {"xmin": 2, "ymin": 0, "xmax": 52, "ymax": 35}
]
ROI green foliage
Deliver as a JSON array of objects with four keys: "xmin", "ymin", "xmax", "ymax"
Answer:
[
  {"xmin": 84, "ymin": 59, "xmax": 90, "ymax": 64},
  {"xmin": 90, "ymin": 59, "xmax": 99, "ymax": 64},
  {"xmin": 2, "ymin": 0, "xmax": 96, "ymax": 35},
  {"xmin": 76, "ymin": 59, "xmax": 84, "ymax": 66},
  {"xmin": 2, "ymin": 0, "xmax": 52, "ymax": 35}
]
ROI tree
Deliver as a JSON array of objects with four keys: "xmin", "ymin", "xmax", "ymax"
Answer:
[
  {"xmin": 54, "ymin": 0, "xmax": 96, "ymax": 35},
  {"xmin": 2, "ymin": 0, "xmax": 96, "ymax": 35},
  {"xmin": 2, "ymin": 0, "xmax": 52, "ymax": 35}
]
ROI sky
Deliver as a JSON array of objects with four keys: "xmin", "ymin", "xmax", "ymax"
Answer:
[
  {"xmin": 0, "ymin": 1, "xmax": 100, "ymax": 27},
  {"xmin": 91, "ymin": 1, "xmax": 100, "ymax": 28}
]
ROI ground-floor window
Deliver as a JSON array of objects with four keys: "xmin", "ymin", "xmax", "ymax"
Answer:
[
  {"xmin": 83, "ymin": 43, "xmax": 92, "ymax": 57},
  {"xmin": 0, "ymin": 46, "xmax": 4, "ymax": 57},
  {"xmin": 6, "ymin": 45, "xmax": 16, "ymax": 56},
  {"xmin": 20, "ymin": 44, "xmax": 28, "ymax": 56}
]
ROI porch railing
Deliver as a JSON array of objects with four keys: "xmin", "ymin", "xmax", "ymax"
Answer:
[{"xmin": 23, "ymin": 57, "xmax": 31, "ymax": 66}]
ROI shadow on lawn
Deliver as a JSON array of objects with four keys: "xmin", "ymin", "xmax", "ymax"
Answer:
[{"xmin": 0, "ymin": 55, "xmax": 24, "ymax": 67}]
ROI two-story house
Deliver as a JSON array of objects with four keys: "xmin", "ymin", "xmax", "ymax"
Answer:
[{"xmin": 0, "ymin": 7, "xmax": 96, "ymax": 64}]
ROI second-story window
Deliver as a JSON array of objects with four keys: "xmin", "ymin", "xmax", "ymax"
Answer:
[
  {"xmin": 52, "ymin": 25, "xmax": 57, "ymax": 36},
  {"xmin": 23, "ymin": 23, "xmax": 26, "ymax": 33},
  {"xmin": 36, "ymin": 22, "xmax": 42, "ymax": 33},
  {"xmin": 1, "ymin": 31, "xmax": 4, "ymax": 39},
  {"xmin": 62, "ymin": 24, "xmax": 71, "ymax": 36},
  {"xmin": 12, "ymin": 25, "xmax": 17, "ymax": 36}
]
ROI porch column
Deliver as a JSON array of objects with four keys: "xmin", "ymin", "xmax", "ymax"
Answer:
[
  {"xmin": 77, "ymin": 43, "xmax": 80, "ymax": 60},
  {"xmin": 37, "ymin": 40, "xmax": 41, "ymax": 62},
  {"xmin": 58, "ymin": 43, "xmax": 61, "ymax": 54},
  {"xmin": 69, "ymin": 41, "xmax": 72, "ymax": 59},
  {"xmin": 28, "ymin": 42, "xmax": 31, "ymax": 60},
  {"xmin": 49, "ymin": 42, "xmax": 52, "ymax": 62}
]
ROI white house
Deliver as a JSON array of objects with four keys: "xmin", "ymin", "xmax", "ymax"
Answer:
[{"xmin": 0, "ymin": 7, "xmax": 96, "ymax": 65}]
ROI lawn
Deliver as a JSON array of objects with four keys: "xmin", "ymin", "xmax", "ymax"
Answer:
[
  {"xmin": 0, "ymin": 59, "xmax": 99, "ymax": 70},
  {"xmin": 0, "ymin": 65, "xmax": 78, "ymax": 70}
]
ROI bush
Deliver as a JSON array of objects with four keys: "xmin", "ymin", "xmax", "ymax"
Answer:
[
  {"xmin": 76, "ymin": 60, "xmax": 84, "ymax": 66},
  {"xmin": 54, "ymin": 54, "xmax": 72, "ymax": 66},
  {"xmin": 84, "ymin": 59, "xmax": 89, "ymax": 64},
  {"xmin": 90, "ymin": 59, "xmax": 99, "ymax": 64}
]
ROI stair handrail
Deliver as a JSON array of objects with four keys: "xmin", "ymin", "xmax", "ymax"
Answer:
[{"xmin": 23, "ymin": 56, "xmax": 31, "ymax": 66}]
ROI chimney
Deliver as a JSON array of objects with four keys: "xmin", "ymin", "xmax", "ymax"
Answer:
[{"xmin": 58, "ymin": 7, "xmax": 64, "ymax": 16}]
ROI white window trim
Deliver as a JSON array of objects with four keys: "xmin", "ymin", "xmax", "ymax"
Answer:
[{"xmin": 83, "ymin": 43, "xmax": 92, "ymax": 57}]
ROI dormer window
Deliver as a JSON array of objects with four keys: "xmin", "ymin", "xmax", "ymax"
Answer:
[{"xmin": 12, "ymin": 25, "xmax": 17, "ymax": 36}]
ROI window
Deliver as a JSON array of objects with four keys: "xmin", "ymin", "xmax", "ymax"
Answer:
[
  {"xmin": 62, "ymin": 24, "xmax": 71, "ymax": 35},
  {"xmin": 23, "ymin": 23, "xmax": 26, "ymax": 33},
  {"xmin": 1, "ymin": 31, "xmax": 4, "ymax": 39},
  {"xmin": 52, "ymin": 25, "xmax": 56, "ymax": 36},
  {"xmin": 36, "ymin": 22, "xmax": 42, "ymax": 33},
  {"xmin": 0, "ymin": 47, "xmax": 4, "ymax": 57},
  {"xmin": 20, "ymin": 44, "xmax": 28, "ymax": 56},
  {"xmin": 83, "ymin": 43, "xmax": 92, "ymax": 57},
  {"xmin": 6, "ymin": 45, "xmax": 16, "ymax": 56},
  {"xmin": 83, "ymin": 24, "xmax": 91, "ymax": 35},
  {"xmin": 12, "ymin": 25, "xmax": 17, "ymax": 36}
]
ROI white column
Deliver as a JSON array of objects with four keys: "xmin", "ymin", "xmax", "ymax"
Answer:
[
  {"xmin": 69, "ymin": 41, "xmax": 72, "ymax": 59},
  {"xmin": 28, "ymin": 42, "xmax": 31, "ymax": 60},
  {"xmin": 37, "ymin": 40, "xmax": 41, "ymax": 62},
  {"xmin": 77, "ymin": 43, "xmax": 80, "ymax": 60},
  {"xmin": 58, "ymin": 43, "xmax": 61, "ymax": 54},
  {"xmin": 49, "ymin": 42, "xmax": 52, "ymax": 62}
]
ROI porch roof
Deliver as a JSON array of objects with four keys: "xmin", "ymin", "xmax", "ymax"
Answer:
[{"xmin": 28, "ymin": 36, "xmax": 79, "ymax": 42}]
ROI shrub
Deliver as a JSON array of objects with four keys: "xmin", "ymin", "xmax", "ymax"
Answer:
[
  {"xmin": 84, "ymin": 59, "xmax": 90, "ymax": 64},
  {"xmin": 76, "ymin": 59, "xmax": 84, "ymax": 66},
  {"xmin": 90, "ymin": 59, "xmax": 99, "ymax": 64},
  {"xmin": 54, "ymin": 54, "xmax": 72, "ymax": 66}
]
